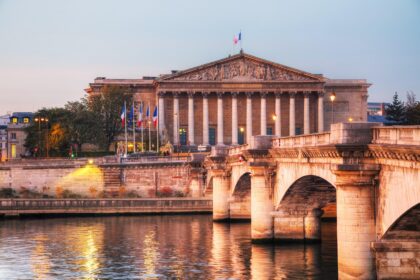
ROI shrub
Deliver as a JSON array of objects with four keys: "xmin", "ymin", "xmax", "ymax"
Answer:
[
  {"xmin": 157, "ymin": 186, "xmax": 173, "ymax": 197},
  {"xmin": 174, "ymin": 190, "xmax": 185, "ymax": 197},
  {"xmin": 0, "ymin": 188, "xmax": 18, "ymax": 198},
  {"xmin": 61, "ymin": 189, "xmax": 83, "ymax": 199}
]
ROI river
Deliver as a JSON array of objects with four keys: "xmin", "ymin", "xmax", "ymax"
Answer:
[{"xmin": 0, "ymin": 215, "xmax": 337, "ymax": 279}]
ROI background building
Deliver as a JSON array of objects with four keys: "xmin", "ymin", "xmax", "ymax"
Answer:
[
  {"xmin": 88, "ymin": 52, "xmax": 370, "ymax": 148},
  {"xmin": 4, "ymin": 112, "xmax": 34, "ymax": 160}
]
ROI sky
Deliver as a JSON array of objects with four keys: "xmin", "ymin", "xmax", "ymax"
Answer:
[{"xmin": 0, "ymin": 0, "xmax": 419, "ymax": 114}]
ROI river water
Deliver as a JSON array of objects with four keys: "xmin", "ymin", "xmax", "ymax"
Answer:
[{"xmin": 0, "ymin": 215, "xmax": 337, "ymax": 279}]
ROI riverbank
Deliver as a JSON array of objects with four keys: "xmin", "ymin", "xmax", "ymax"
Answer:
[{"xmin": 0, "ymin": 198, "xmax": 212, "ymax": 218}]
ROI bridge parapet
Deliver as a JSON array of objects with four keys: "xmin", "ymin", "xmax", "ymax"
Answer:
[
  {"xmin": 372, "ymin": 125, "xmax": 420, "ymax": 145},
  {"xmin": 228, "ymin": 144, "xmax": 249, "ymax": 156},
  {"xmin": 272, "ymin": 132, "xmax": 331, "ymax": 148},
  {"xmin": 272, "ymin": 122, "xmax": 383, "ymax": 148}
]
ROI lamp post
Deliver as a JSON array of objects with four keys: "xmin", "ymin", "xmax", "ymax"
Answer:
[
  {"xmin": 34, "ymin": 117, "xmax": 49, "ymax": 157},
  {"xmin": 330, "ymin": 91, "xmax": 336, "ymax": 126}
]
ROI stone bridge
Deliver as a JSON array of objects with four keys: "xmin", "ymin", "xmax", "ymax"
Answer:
[{"xmin": 204, "ymin": 123, "xmax": 420, "ymax": 280}]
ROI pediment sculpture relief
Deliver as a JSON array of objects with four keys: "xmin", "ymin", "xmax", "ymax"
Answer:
[{"xmin": 172, "ymin": 59, "xmax": 315, "ymax": 81}]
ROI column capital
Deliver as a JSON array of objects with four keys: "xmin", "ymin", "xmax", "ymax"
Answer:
[
  {"xmin": 158, "ymin": 91, "xmax": 166, "ymax": 97},
  {"xmin": 202, "ymin": 91, "xmax": 210, "ymax": 98},
  {"xmin": 260, "ymin": 91, "xmax": 268, "ymax": 97},
  {"xmin": 331, "ymin": 164, "xmax": 380, "ymax": 187},
  {"xmin": 245, "ymin": 92, "xmax": 253, "ymax": 98},
  {"xmin": 318, "ymin": 91, "xmax": 325, "ymax": 98},
  {"xmin": 289, "ymin": 91, "xmax": 297, "ymax": 97},
  {"xmin": 217, "ymin": 92, "xmax": 224, "ymax": 98},
  {"xmin": 303, "ymin": 91, "xmax": 311, "ymax": 97},
  {"xmin": 173, "ymin": 91, "xmax": 180, "ymax": 97},
  {"xmin": 187, "ymin": 91, "xmax": 194, "ymax": 97},
  {"xmin": 275, "ymin": 91, "xmax": 282, "ymax": 98},
  {"xmin": 231, "ymin": 91, "xmax": 239, "ymax": 97}
]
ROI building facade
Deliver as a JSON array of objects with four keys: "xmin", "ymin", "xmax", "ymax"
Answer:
[
  {"xmin": 88, "ymin": 52, "xmax": 370, "ymax": 147},
  {"xmin": 0, "ymin": 112, "xmax": 34, "ymax": 160}
]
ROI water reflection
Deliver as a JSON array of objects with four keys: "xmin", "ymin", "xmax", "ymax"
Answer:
[{"xmin": 0, "ymin": 216, "xmax": 337, "ymax": 279}]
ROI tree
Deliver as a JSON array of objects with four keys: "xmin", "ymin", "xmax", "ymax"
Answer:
[
  {"xmin": 405, "ymin": 92, "xmax": 420, "ymax": 125},
  {"xmin": 385, "ymin": 92, "xmax": 405, "ymax": 124},
  {"xmin": 64, "ymin": 101, "xmax": 102, "ymax": 153},
  {"xmin": 87, "ymin": 85, "xmax": 133, "ymax": 150}
]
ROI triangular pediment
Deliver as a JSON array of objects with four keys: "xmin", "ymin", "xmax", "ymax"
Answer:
[{"xmin": 160, "ymin": 52, "xmax": 324, "ymax": 82}]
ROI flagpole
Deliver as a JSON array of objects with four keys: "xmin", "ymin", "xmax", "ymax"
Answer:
[
  {"xmin": 124, "ymin": 101, "xmax": 127, "ymax": 156},
  {"xmin": 132, "ymin": 102, "xmax": 136, "ymax": 153},
  {"xmin": 141, "ymin": 101, "xmax": 144, "ymax": 152},
  {"xmin": 156, "ymin": 104, "xmax": 159, "ymax": 154},
  {"xmin": 148, "ymin": 102, "xmax": 151, "ymax": 152}
]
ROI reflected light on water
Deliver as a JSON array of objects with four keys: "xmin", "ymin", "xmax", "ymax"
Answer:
[
  {"xmin": 143, "ymin": 230, "xmax": 159, "ymax": 278},
  {"xmin": 31, "ymin": 234, "xmax": 51, "ymax": 280},
  {"xmin": 66, "ymin": 225, "xmax": 104, "ymax": 280},
  {"xmin": 0, "ymin": 216, "xmax": 337, "ymax": 279}
]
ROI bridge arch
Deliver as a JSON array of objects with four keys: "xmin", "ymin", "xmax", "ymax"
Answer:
[
  {"xmin": 381, "ymin": 203, "xmax": 420, "ymax": 241},
  {"xmin": 274, "ymin": 175, "xmax": 336, "ymax": 242},
  {"xmin": 274, "ymin": 163, "xmax": 336, "ymax": 209},
  {"xmin": 230, "ymin": 172, "xmax": 251, "ymax": 220}
]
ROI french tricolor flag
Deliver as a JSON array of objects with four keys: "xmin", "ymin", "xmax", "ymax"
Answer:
[
  {"xmin": 120, "ymin": 104, "xmax": 126, "ymax": 127},
  {"xmin": 233, "ymin": 32, "xmax": 242, "ymax": 45},
  {"xmin": 137, "ymin": 102, "xmax": 143, "ymax": 128},
  {"xmin": 152, "ymin": 106, "xmax": 158, "ymax": 128}
]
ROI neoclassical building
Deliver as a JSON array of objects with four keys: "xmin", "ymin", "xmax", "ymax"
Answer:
[{"xmin": 88, "ymin": 52, "xmax": 369, "ymax": 147}]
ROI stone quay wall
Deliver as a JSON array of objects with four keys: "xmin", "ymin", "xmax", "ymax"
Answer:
[{"xmin": 0, "ymin": 158, "xmax": 204, "ymax": 199}]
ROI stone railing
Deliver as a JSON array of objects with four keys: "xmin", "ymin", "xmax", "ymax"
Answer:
[
  {"xmin": 120, "ymin": 156, "xmax": 190, "ymax": 164},
  {"xmin": 228, "ymin": 144, "xmax": 249, "ymax": 156},
  {"xmin": 0, "ymin": 198, "xmax": 212, "ymax": 215},
  {"xmin": 372, "ymin": 126, "xmax": 420, "ymax": 145},
  {"xmin": 272, "ymin": 132, "xmax": 331, "ymax": 148}
]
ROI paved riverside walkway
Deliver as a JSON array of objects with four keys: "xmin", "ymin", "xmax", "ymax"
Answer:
[{"xmin": 0, "ymin": 198, "xmax": 212, "ymax": 217}]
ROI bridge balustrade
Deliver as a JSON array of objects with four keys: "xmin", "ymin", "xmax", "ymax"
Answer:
[
  {"xmin": 372, "ymin": 125, "xmax": 420, "ymax": 145},
  {"xmin": 272, "ymin": 132, "xmax": 331, "ymax": 148}
]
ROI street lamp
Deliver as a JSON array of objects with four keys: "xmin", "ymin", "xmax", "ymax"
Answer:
[
  {"xmin": 330, "ymin": 91, "xmax": 336, "ymax": 126},
  {"xmin": 34, "ymin": 117, "xmax": 49, "ymax": 157},
  {"xmin": 272, "ymin": 114, "xmax": 277, "ymax": 121}
]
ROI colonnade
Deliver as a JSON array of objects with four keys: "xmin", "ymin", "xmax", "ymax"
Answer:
[{"xmin": 158, "ymin": 91, "xmax": 325, "ymax": 146}]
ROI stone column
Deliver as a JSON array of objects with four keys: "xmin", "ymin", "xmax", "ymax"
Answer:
[
  {"xmin": 158, "ymin": 92, "xmax": 165, "ymax": 135},
  {"xmin": 260, "ymin": 92, "xmax": 267, "ymax": 136},
  {"xmin": 289, "ymin": 92, "xmax": 296, "ymax": 136},
  {"xmin": 304, "ymin": 92, "xmax": 310, "ymax": 135},
  {"xmin": 275, "ymin": 92, "xmax": 281, "ymax": 136},
  {"xmin": 202, "ymin": 92, "xmax": 209, "ymax": 146},
  {"xmin": 333, "ymin": 165, "xmax": 380, "ymax": 280},
  {"xmin": 212, "ymin": 170, "xmax": 230, "ymax": 221},
  {"xmin": 188, "ymin": 92, "xmax": 195, "ymax": 145},
  {"xmin": 173, "ymin": 92, "xmax": 179, "ymax": 145},
  {"xmin": 318, "ymin": 92, "xmax": 324, "ymax": 133},
  {"xmin": 217, "ymin": 93, "xmax": 224, "ymax": 146},
  {"xmin": 231, "ymin": 92, "xmax": 238, "ymax": 145},
  {"xmin": 251, "ymin": 166, "xmax": 273, "ymax": 241},
  {"xmin": 246, "ymin": 92, "xmax": 253, "ymax": 144}
]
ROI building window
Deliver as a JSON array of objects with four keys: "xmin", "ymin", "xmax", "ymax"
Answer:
[
  {"xmin": 295, "ymin": 127, "xmax": 302, "ymax": 135},
  {"xmin": 209, "ymin": 127, "xmax": 216, "ymax": 146},
  {"xmin": 11, "ymin": 144, "xmax": 16, "ymax": 158},
  {"xmin": 0, "ymin": 143, "xmax": 2, "ymax": 148},
  {"xmin": 11, "ymin": 117, "xmax": 18, "ymax": 124},
  {"xmin": 11, "ymin": 133, "xmax": 16, "ymax": 140},
  {"xmin": 179, "ymin": 127, "xmax": 187, "ymax": 146},
  {"xmin": 238, "ymin": 128, "xmax": 245, "ymax": 145},
  {"xmin": 267, "ymin": 127, "xmax": 273, "ymax": 135},
  {"xmin": 23, "ymin": 117, "xmax": 29, "ymax": 123}
]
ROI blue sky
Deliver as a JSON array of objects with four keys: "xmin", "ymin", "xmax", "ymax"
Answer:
[{"xmin": 0, "ymin": 0, "xmax": 419, "ymax": 114}]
